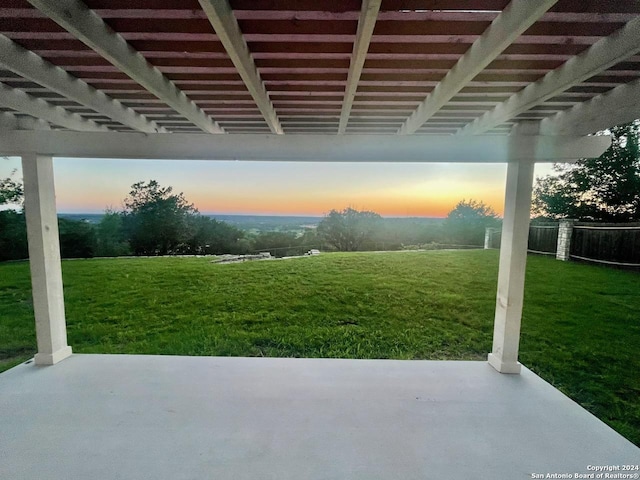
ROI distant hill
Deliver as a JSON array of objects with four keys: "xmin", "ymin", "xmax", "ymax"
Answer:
[
  {"xmin": 57, "ymin": 213, "xmax": 323, "ymax": 231},
  {"xmin": 58, "ymin": 213, "xmax": 104, "ymax": 224},
  {"xmin": 57, "ymin": 213, "xmax": 443, "ymax": 232},
  {"xmin": 210, "ymin": 214, "xmax": 322, "ymax": 231}
]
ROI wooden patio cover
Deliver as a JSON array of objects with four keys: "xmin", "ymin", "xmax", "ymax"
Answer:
[{"xmin": 0, "ymin": 0, "xmax": 639, "ymax": 139}]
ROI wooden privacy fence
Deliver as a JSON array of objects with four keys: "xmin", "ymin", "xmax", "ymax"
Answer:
[
  {"xmin": 484, "ymin": 228, "xmax": 502, "ymax": 249},
  {"xmin": 485, "ymin": 222, "xmax": 640, "ymax": 269},
  {"xmin": 528, "ymin": 225, "xmax": 559, "ymax": 255},
  {"xmin": 570, "ymin": 223, "xmax": 640, "ymax": 267}
]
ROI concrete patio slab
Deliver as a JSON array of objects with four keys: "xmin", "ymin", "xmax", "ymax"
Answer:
[{"xmin": 1, "ymin": 355, "xmax": 637, "ymax": 480}]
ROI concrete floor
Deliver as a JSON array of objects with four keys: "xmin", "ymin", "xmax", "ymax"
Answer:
[{"xmin": 1, "ymin": 355, "xmax": 637, "ymax": 480}]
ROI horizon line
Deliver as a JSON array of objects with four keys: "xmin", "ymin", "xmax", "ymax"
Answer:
[{"xmin": 57, "ymin": 211, "xmax": 448, "ymax": 219}]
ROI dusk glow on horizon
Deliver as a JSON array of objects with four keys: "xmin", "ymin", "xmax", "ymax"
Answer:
[{"xmin": 1, "ymin": 157, "xmax": 555, "ymax": 218}]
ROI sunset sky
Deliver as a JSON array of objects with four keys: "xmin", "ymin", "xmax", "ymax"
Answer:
[{"xmin": 1, "ymin": 156, "xmax": 554, "ymax": 218}]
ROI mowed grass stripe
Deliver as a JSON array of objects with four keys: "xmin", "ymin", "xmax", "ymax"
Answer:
[{"xmin": 0, "ymin": 250, "xmax": 638, "ymax": 445}]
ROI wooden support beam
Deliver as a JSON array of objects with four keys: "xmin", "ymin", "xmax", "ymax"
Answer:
[
  {"xmin": 338, "ymin": 0, "xmax": 382, "ymax": 134},
  {"xmin": 540, "ymin": 78, "xmax": 640, "ymax": 136},
  {"xmin": 198, "ymin": 0, "xmax": 282, "ymax": 134},
  {"xmin": 488, "ymin": 123, "xmax": 543, "ymax": 374},
  {"xmin": 0, "ymin": 83, "xmax": 109, "ymax": 132},
  {"xmin": 21, "ymin": 154, "xmax": 72, "ymax": 366},
  {"xmin": 0, "ymin": 111, "xmax": 18, "ymax": 130},
  {"xmin": 27, "ymin": 0, "xmax": 224, "ymax": 134},
  {"xmin": 0, "ymin": 34, "xmax": 164, "ymax": 133},
  {"xmin": 0, "ymin": 131, "xmax": 610, "ymax": 163},
  {"xmin": 398, "ymin": 0, "xmax": 558, "ymax": 135},
  {"xmin": 2, "ymin": 8, "xmax": 636, "ymax": 23},
  {"xmin": 459, "ymin": 15, "xmax": 640, "ymax": 135}
]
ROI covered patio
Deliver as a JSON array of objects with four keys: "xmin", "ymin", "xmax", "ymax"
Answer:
[
  {"xmin": 2, "ymin": 355, "xmax": 638, "ymax": 479},
  {"xmin": 1, "ymin": 0, "xmax": 639, "ymax": 476}
]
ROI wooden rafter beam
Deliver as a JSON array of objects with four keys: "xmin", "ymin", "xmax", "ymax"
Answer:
[
  {"xmin": 1, "ymin": 32, "xmax": 615, "ymax": 45},
  {"xmin": 198, "ymin": 0, "xmax": 282, "ymax": 134},
  {"xmin": 397, "ymin": 0, "xmax": 558, "ymax": 135},
  {"xmin": 26, "ymin": 0, "xmax": 224, "ymax": 134},
  {"xmin": 2, "ymin": 8, "xmax": 636, "ymax": 23},
  {"xmin": 338, "ymin": 0, "xmax": 382, "ymax": 134},
  {"xmin": 540, "ymin": 78, "xmax": 640, "ymax": 136},
  {"xmin": 0, "ymin": 34, "xmax": 164, "ymax": 134},
  {"xmin": 459, "ymin": 15, "xmax": 640, "ymax": 135},
  {"xmin": 0, "ymin": 82, "xmax": 108, "ymax": 132},
  {"xmin": 0, "ymin": 111, "xmax": 19, "ymax": 130}
]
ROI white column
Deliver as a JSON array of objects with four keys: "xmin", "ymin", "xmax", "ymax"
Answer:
[
  {"xmin": 488, "ymin": 122, "xmax": 538, "ymax": 374},
  {"xmin": 484, "ymin": 227, "xmax": 495, "ymax": 249},
  {"xmin": 21, "ymin": 154, "xmax": 72, "ymax": 365}
]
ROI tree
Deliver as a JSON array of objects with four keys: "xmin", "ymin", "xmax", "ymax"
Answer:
[
  {"xmin": 0, "ymin": 169, "xmax": 23, "ymax": 206},
  {"xmin": 251, "ymin": 231, "xmax": 300, "ymax": 257},
  {"xmin": 0, "ymin": 169, "xmax": 27, "ymax": 261},
  {"xmin": 443, "ymin": 199, "xmax": 500, "ymax": 246},
  {"xmin": 317, "ymin": 207, "xmax": 382, "ymax": 251},
  {"xmin": 95, "ymin": 209, "xmax": 130, "ymax": 257},
  {"xmin": 58, "ymin": 218, "xmax": 96, "ymax": 258},
  {"xmin": 122, "ymin": 180, "xmax": 198, "ymax": 255},
  {"xmin": 0, "ymin": 210, "xmax": 27, "ymax": 261},
  {"xmin": 182, "ymin": 215, "xmax": 247, "ymax": 255},
  {"xmin": 533, "ymin": 121, "xmax": 640, "ymax": 221}
]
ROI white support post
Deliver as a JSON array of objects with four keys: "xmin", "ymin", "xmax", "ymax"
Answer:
[
  {"xmin": 484, "ymin": 227, "xmax": 495, "ymax": 249},
  {"xmin": 21, "ymin": 154, "xmax": 72, "ymax": 365},
  {"xmin": 488, "ymin": 122, "xmax": 538, "ymax": 374}
]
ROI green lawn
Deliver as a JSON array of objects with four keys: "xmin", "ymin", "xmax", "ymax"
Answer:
[{"xmin": 1, "ymin": 250, "xmax": 638, "ymax": 445}]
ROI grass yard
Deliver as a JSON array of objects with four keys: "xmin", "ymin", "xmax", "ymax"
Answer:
[{"xmin": 0, "ymin": 250, "xmax": 638, "ymax": 445}]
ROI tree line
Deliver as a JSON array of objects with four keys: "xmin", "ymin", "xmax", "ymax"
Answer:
[
  {"xmin": 0, "ymin": 180, "xmax": 250, "ymax": 261},
  {"xmin": 0, "ymin": 176, "xmax": 499, "ymax": 261}
]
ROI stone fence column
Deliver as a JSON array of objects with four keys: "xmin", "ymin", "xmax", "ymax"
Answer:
[
  {"xmin": 556, "ymin": 219, "xmax": 575, "ymax": 261},
  {"xmin": 484, "ymin": 227, "xmax": 496, "ymax": 249}
]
